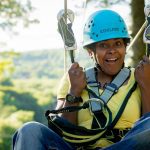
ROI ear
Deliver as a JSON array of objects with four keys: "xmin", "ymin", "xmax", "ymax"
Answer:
[{"xmin": 87, "ymin": 49, "xmax": 94, "ymax": 56}]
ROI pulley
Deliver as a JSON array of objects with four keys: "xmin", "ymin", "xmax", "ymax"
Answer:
[{"xmin": 57, "ymin": 9, "xmax": 77, "ymax": 63}]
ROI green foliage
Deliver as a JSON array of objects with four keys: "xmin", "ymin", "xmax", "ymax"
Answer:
[
  {"xmin": 13, "ymin": 49, "xmax": 64, "ymax": 78},
  {"xmin": 0, "ymin": 110, "xmax": 34, "ymax": 150},
  {"xmin": 0, "ymin": 59, "xmax": 14, "ymax": 79},
  {"xmin": 2, "ymin": 87, "xmax": 45, "ymax": 122},
  {"xmin": 0, "ymin": 48, "xmax": 92, "ymax": 149},
  {"xmin": 86, "ymin": 0, "xmax": 130, "ymax": 8},
  {"xmin": 0, "ymin": 0, "xmax": 38, "ymax": 30},
  {"xmin": 0, "ymin": 79, "xmax": 57, "ymax": 149},
  {"xmin": 12, "ymin": 49, "xmax": 93, "ymax": 79},
  {"xmin": 0, "ymin": 51, "xmax": 20, "ymax": 82},
  {"xmin": 0, "ymin": 78, "xmax": 13, "ymax": 86},
  {"xmin": 0, "ymin": 122, "xmax": 16, "ymax": 150}
]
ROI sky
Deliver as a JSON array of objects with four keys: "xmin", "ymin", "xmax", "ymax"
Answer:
[{"xmin": 0, "ymin": 0, "xmax": 131, "ymax": 52}]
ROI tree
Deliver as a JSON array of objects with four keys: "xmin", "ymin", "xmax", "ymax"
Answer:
[
  {"xmin": 0, "ymin": 51, "xmax": 20, "ymax": 82},
  {"xmin": 0, "ymin": 0, "xmax": 38, "ymax": 80},
  {"xmin": 0, "ymin": 0, "xmax": 38, "ymax": 31},
  {"xmin": 130, "ymin": 0, "xmax": 145, "ymax": 66}
]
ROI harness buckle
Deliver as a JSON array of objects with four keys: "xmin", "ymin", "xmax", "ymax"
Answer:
[
  {"xmin": 118, "ymin": 129, "xmax": 124, "ymax": 137},
  {"xmin": 105, "ymin": 83, "xmax": 118, "ymax": 93},
  {"xmin": 89, "ymin": 98, "xmax": 104, "ymax": 114}
]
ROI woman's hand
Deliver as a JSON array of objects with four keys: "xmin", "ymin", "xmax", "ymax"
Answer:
[
  {"xmin": 135, "ymin": 55, "xmax": 150, "ymax": 114},
  {"xmin": 135, "ymin": 56, "xmax": 150, "ymax": 90},
  {"xmin": 68, "ymin": 62, "xmax": 86, "ymax": 96}
]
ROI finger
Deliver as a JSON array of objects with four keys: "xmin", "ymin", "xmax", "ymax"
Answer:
[
  {"xmin": 76, "ymin": 67, "xmax": 84, "ymax": 72},
  {"xmin": 136, "ymin": 63, "xmax": 143, "ymax": 72},
  {"xmin": 70, "ymin": 62, "xmax": 79, "ymax": 69},
  {"xmin": 69, "ymin": 69, "xmax": 80, "ymax": 76},
  {"xmin": 143, "ymin": 55, "xmax": 150, "ymax": 64}
]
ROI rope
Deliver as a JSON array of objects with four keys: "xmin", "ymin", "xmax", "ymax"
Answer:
[
  {"xmin": 82, "ymin": 0, "xmax": 88, "ymax": 21},
  {"xmin": 127, "ymin": 20, "xmax": 147, "ymax": 52},
  {"xmin": 64, "ymin": 0, "xmax": 67, "ymax": 73},
  {"xmin": 59, "ymin": 0, "xmax": 88, "ymax": 73}
]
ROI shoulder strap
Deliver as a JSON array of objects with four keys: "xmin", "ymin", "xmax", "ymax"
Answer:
[
  {"xmin": 100, "ymin": 67, "xmax": 131, "ymax": 103},
  {"xmin": 85, "ymin": 67, "xmax": 131, "ymax": 129},
  {"xmin": 85, "ymin": 67, "xmax": 131, "ymax": 112},
  {"xmin": 108, "ymin": 81, "xmax": 137, "ymax": 129},
  {"xmin": 85, "ymin": 67, "xmax": 99, "ymax": 97}
]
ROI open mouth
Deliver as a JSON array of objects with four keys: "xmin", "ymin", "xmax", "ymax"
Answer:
[{"xmin": 105, "ymin": 58, "xmax": 118, "ymax": 63}]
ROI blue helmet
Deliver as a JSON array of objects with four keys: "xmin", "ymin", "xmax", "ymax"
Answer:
[{"xmin": 83, "ymin": 9, "xmax": 130, "ymax": 47}]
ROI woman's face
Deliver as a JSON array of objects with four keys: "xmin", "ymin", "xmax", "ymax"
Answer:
[{"xmin": 90, "ymin": 38, "xmax": 126, "ymax": 75}]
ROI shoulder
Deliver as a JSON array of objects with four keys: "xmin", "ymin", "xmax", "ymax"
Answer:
[
  {"xmin": 85, "ymin": 66, "xmax": 96, "ymax": 82},
  {"xmin": 57, "ymin": 72, "xmax": 70, "ymax": 99},
  {"xmin": 128, "ymin": 67, "xmax": 135, "ymax": 81}
]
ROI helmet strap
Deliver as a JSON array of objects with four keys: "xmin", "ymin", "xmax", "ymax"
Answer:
[
  {"xmin": 93, "ymin": 53, "xmax": 102, "ymax": 72},
  {"xmin": 91, "ymin": 49, "xmax": 102, "ymax": 71}
]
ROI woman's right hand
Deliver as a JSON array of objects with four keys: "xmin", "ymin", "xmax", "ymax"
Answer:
[{"xmin": 68, "ymin": 62, "xmax": 87, "ymax": 97}]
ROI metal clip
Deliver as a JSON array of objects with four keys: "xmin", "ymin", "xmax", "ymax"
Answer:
[
  {"xmin": 57, "ymin": 9, "xmax": 77, "ymax": 51},
  {"xmin": 89, "ymin": 98, "xmax": 104, "ymax": 114}
]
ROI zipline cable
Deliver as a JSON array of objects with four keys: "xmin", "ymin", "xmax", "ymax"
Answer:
[
  {"xmin": 143, "ymin": 4, "xmax": 150, "ymax": 57},
  {"xmin": 64, "ymin": 0, "xmax": 67, "ymax": 73},
  {"xmin": 127, "ymin": 21, "xmax": 147, "ymax": 52}
]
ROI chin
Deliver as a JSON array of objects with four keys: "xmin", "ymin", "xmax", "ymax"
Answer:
[{"xmin": 103, "ymin": 68, "xmax": 121, "ymax": 76}]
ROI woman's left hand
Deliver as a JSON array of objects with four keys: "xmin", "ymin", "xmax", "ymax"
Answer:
[
  {"xmin": 135, "ymin": 55, "xmax": 150, "ymax": 114},
  {"xmin": 135, "ymin": 55, "xmax": 150, "ymax": 89}
]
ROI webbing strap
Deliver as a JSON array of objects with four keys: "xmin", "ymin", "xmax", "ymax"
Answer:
[
  {"xmin": 45, "ymin": 82, "xmax": 137, "ymax": 147},
  {"xmin": 85, "ymin": 67, "xmax": 131, "ymax": 111},
  {"xmin": 85, "ymin": 67, "xmax": 99, "ymax": 96},
  {"xmin": 100, "ymin": 67, "xmax": 130, "ymax": 103},
  {"xmin": 85, "ymin": 67, "xmax": 130, "ymax": 129}
]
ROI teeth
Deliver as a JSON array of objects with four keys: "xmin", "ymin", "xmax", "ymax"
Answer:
[{"xmin": 106, "ymin": 58, "xmax": 117, "ymax": 61}]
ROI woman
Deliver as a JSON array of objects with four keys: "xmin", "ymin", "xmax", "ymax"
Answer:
[{"xmin": 13, "ymin": 9, "xmax": 150, "ymax": 150}]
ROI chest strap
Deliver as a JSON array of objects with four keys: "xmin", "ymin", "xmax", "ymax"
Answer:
[
  {"xmin": 85, "ymin": 67, "xmax": 131, "ymax": 112},
  {"xmin": 85, "ymin": 67, "xmax": 131, "ymax": 129}
]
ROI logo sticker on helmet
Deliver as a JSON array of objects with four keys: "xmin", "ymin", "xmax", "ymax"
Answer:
[{"xmin": 100, "ymin": 28, "xmax": 119, "ymax": 33}]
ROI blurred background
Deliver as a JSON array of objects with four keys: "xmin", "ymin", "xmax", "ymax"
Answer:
[{"xmin": 0, "ymin": 0, "xmax": 147, "ymax": 149}]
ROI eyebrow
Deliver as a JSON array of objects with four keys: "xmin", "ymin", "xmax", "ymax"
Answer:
[{"xmin": 99, "ymin": 38, "xmax": 122, "ymax": 43}]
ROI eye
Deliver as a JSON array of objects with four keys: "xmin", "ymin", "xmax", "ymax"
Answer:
[
  {"xmin": 115, "ymin": 41, "xmax": 123, "ymax": 47},
  {"xmin": 97, "ymin": 43, "xmax": 108, "ymax": 49}
]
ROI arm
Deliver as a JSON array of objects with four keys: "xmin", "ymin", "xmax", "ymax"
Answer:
[
  {"xmin": 56, "ymin": 62, "xmax": 86, "ymax": 125},
  {"xmin": 135, "ymin": 56, "xmax": 150, "ymax": 114}
]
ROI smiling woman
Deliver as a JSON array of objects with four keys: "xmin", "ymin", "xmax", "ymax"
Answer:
[
  {"xmin": 93, "ymin": 38, "xmax": 126, "ymax": 76},
  {"xmin": 12, "ymin": 9, "xmax": 150, "ymax": 150}
]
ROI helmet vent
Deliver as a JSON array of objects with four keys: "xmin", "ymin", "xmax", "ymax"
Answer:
[
  {"xmin": 119, "ymin": 17, "xmax": 123, "ymax": 23},
  {"xmin": 87, "ymin": 20, "xmax": 95, "ymax": 28},
  {"xmin": 122, "ymin": 27, "xmax": 127, "ymax": 33}
]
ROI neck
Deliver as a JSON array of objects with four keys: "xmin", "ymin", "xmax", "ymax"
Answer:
[{"xmin": 97, "ymin": 69, "xmax": 114, "ymax": 89}]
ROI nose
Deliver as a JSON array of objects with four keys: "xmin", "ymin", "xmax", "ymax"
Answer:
[{"xmin": 108, "ymin": 45, "xmax": 116, "ymax": 53}]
